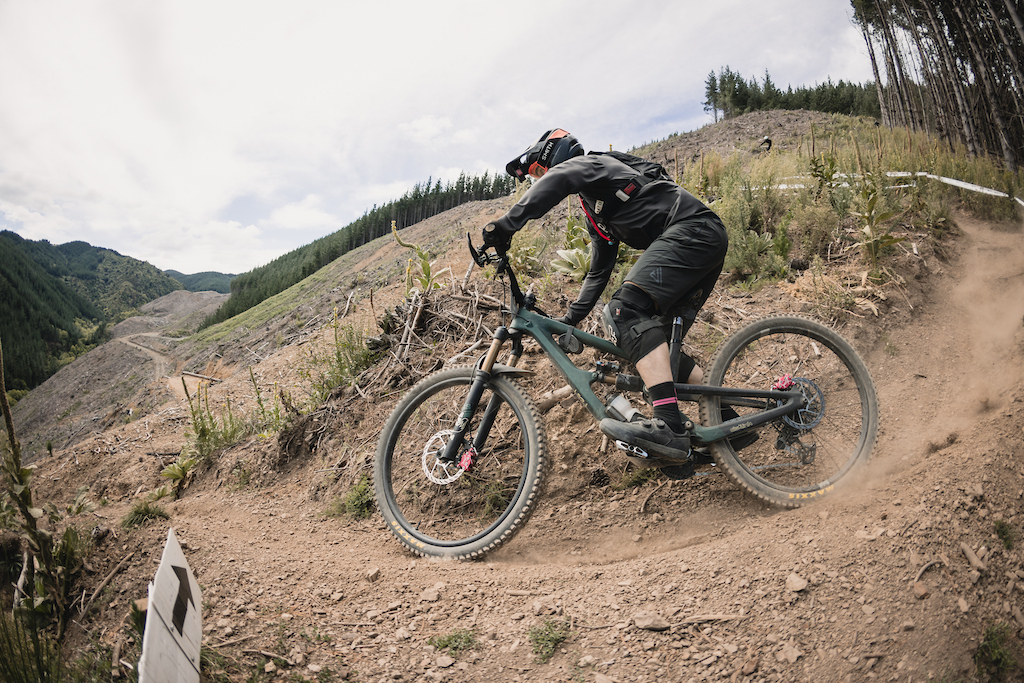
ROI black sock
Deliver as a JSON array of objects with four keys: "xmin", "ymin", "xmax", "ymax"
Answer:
[{"xmin": 649, "ymin": 382, "xmax": 684, "ymax": 432}]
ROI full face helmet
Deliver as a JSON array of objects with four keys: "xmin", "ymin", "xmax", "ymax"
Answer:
[{"xmin": 505, "ymin": 129, "xmax": 584, "ymax": 180}]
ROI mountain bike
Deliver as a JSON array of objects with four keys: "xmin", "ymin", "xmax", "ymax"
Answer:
[{"xmin": 373, "ymin": 237, "xmax": 878, "ymax": 559}]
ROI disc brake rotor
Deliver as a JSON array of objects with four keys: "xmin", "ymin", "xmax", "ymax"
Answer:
[
  {"xmin": 422, "ymin": 430, "xmax": 468, "ymax": 484},
  {"xmin": 780, "ymin": 377, "xmax": 825, "ymax": 430}
]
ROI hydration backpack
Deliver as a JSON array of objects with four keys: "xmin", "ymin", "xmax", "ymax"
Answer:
[
  {"xmin": 580, "ymin": 151, "xmax": 674, "ymax": 230},
  {"xmin": 593, "ymin": 150, "xmax": 673, "ymax": 185}
]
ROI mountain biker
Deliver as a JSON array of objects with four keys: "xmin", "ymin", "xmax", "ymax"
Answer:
[{"xmin": 482, "ymin": 128, "xmax": 734, "ymax": 468}]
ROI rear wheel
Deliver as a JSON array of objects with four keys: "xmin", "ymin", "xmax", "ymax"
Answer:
[
  {"xmin": 699, "ymin": 316, "xmax": 877, "ymax": 507},
  {"xmin": 373, "ymin": 366, "xmax": 546, "ymax": 559}
]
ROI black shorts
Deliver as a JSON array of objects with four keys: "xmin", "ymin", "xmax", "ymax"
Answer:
[{"xmin": 623, "ymin": 212, "xmax": 728, "ymax": 317}]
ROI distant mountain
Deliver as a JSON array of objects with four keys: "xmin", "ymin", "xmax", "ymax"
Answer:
[
  {"xmin": 0, "ymin": 230, "xmax": 183, "ymax": 393},
  {"xmin": 2, "ymin": 231, "xmax": 183, "ymax": 319},
  {"xmin": 165, "ymin": 270, "xmax": 235, "ymax": 294}
]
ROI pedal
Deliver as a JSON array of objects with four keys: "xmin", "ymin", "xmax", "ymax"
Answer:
[
  {"xmin": 690, "ymin": 448, "xmax": 715, "ymax": 466},
  {"xmin": 615, "ymin": 440, "xmax": 650, "ymax": 458},
  {"xmin": 616, "ymin": 440, "xmax": 689, "ymax": 470}
]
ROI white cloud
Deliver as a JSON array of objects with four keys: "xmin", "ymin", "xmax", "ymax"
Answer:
[
  {"xmin": 0, "ymin": 0, "xmax": 875, "ymax": 275},
  {"xmin": 263, "ymin": 195, "xmax": 338, "ymax": 233}
]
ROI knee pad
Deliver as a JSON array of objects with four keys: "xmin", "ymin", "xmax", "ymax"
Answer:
[{"xmin": 602, "ymin": 283, "xmax": 666, "ymax": 365}]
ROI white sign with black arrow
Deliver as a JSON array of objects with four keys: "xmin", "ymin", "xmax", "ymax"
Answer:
[{"xmin": 138, "ymin": 528, "xmax": 202, "ymax": 683}]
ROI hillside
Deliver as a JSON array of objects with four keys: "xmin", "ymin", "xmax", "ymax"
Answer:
[
  {"xmin": 0, "ymin": 230, "xmax": 183, "ymax": 319},
  {"xmin": 0, "ymin": 230, "xmax": 187, "ymax": 393},
  {"xmin": 5, "ymin": 111, "xmax": 1024, "ymax": 681},
  {"xmin": 165, "ymin": 270, "xmax": 235, "ymax": 294},
  {"xmin": 0, "ymin": 232, "xmax": 104, "ymax": 391}
]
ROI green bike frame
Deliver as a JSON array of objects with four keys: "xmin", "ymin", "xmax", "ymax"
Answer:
[
  {"xmin": 439, "ymin": 237, "xmax": 804, "ymax": 465},
  {"xmin": 464, "ymin": 307, "xmax": 804, "ymax": 452}
]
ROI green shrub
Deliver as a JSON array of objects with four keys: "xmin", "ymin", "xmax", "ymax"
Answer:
[
  {"xmin": 852, "ymin": 174, "xmax": 904, "ymax": 277},
  {"xmin": 327, "ymin": 474, "xmax": 375, "ymax": 520},
  {"xmin": 121, "ymin": 500, "xmax": 169, "ymax": 529},
  {"xmin": 790, "ymin": 200, "xmax": 840, "ymax": 259},
  {"xmin": 613, "ymin": 467, "xmax": 659, "ymax": 490},
  {"xmin": 428, "ymin": 628, "xmax": 479, "ymax": 654},
  {"xmin": 0, "ymin": 610, "xmax": 63, "ymax": 683},
  {"xmin": 305, "ymin": 316, "xmax": 381, "ymax": 404},
  {"xmin": 528, "ymin": 618, "xmax": 571, "ymax": 663},
  {"xmin": 995, "ymin": 520, "xmax": 1016, "ymax": 550},
  {"xmin": 250, "ymin": 367, "xmax": 285, "ymax": 434},
  {"xmin": 393, "ymin": 222, "xmax": 451, "ymax": 296},
  {"xmin": 161, "ymin": 455, "xmax": 197, "ymax": 498},
  {"xmin": 551, "ymin": 213, "xmax": 591, "ymax": 281},
  {"xmin": 182, "ymin": 380, "xmax": 246, "ymax": 466},
  {"xmin": 975, "ymin": 622, "xmax": 1017, "ymax": 681}
]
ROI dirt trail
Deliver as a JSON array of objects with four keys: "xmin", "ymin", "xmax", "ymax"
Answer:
[
  {"xmin": 39, "ymin": 214, "xmax": 1024, "ymax": 682},
  {"xmin": 114, "ymin": 333, "xmax": 192, "ymax": 401},
  {"xmin": 871, "ymin": 217, "xmax": 1024, "ymax": 477}
]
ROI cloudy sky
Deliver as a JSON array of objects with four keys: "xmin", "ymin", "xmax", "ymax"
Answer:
[{"xmin": 0, "ymin": 1, "xmax": 872, "ymax": 275}]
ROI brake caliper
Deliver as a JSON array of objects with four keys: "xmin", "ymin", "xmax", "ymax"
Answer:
[
  {"xmin": 773, "ymin": 373, "xmax": 795, "ymax": 390},
  {"xmin": 459, "ymin": 446, "xmax": 477, "ymax": 472}
]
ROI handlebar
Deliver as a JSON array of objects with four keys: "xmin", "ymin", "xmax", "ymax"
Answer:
[
  {"xmin": 467, "ymin": 233, "xmax": 537, "ymax": 314},
  {"xmin": 467, "ymin": 232, "xmax": 506, "ymax": 269}
]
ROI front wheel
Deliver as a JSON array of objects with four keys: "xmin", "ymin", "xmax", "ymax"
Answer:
[
  {"xmin": 699, "ymin": 316, "xmax": 878, "ymax": 507},
  {"xmin": 373, "ymin": 366, "xmax": 546, "ymax": 559}
]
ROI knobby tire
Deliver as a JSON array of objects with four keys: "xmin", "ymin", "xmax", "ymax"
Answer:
[
  {"xmin": 699, "ymin": 316, "xmax": 878, "ymax": 507},
  {"xmin": 373, "ymin": 366, "xmax": 547, "ymax": 559}
]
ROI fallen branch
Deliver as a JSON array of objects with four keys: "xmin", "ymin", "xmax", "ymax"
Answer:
[
  {"xmin": 446, "ymin": 340, "xmax": 485, "ymax": 366},
  {"xmin": 536, "ymin": 385, "xmax": 575, "ymax": 413},
  {"xmin": 210, "ymin": 633, "xmax": 256, "ymax": 648},
  {"xmin": 960, "ymin": 542, "xmax": 987, "ymax": 572},
  {"xmin": 397, "ymin": 293, "xmax": 421, "ymax": 360},
  {"xmin": 913, "ymin": 560, "xmax": 939, "ymax": 584},
  {"xmin": 242, "ymin": 649, "xmax": 285, "ymax": 661},
  {"xmin": 674, "ymin": 613, "xmax": 748, "ymax": 625},
  {"xmin": 340, "ymin": 290, "xmax": 357, "ymax": 319},
  {"xmin": 14, "ymin": 550, "xmax": 29, "ymax": 601},
  {"xmin": 82, "ymin": 551, "xmax": 136, "ymax": 618},
  {"xmin": 640, "ymin": 481, "xmax": 668, "ymax": 514},
  {"xmin": 182, "ymin": 371, "xmax": 221, "ymax": 383}
]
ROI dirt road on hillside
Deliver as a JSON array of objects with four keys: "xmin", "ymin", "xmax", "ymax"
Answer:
[{"xmin": 115, "ymin": 333, "xmax": 195, "ymax": 401}]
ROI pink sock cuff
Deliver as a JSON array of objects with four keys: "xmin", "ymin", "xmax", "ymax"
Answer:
[{"xmin": 652, "ymin": 397, "xmax": 678, "ymax": 407}]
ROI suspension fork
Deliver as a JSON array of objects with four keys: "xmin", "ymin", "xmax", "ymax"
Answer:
[{"xmin": 439, "ymin": 327, "xmax": 520, "ymax": 464}]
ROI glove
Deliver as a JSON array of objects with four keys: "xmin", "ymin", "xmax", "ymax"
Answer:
[
  {"xmin": 554, "ymin": 313, "xmax": 579, "ymax": 327},
  {"xmin": 552, "ymin": 314, "xmax": 583, "ymax": 354},
  {"xmin": 482, "ymin": 221, "xmax": 514, "ymax": 250}
]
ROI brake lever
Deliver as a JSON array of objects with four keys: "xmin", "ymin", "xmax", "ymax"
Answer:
[
  {"xmin": 467, "ymin": 232, "xmax": 489, "ymax": 267},
  {"xmin": 466, "ymin": 232, "xmax": 508, "ymax": 268}
]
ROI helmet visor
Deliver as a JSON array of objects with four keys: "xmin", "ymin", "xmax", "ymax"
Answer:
[{"xmin": 504, "ymin": 129, "xmax": 570, "ymax": 180}]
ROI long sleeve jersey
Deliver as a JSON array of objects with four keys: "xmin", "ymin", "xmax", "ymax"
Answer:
[{"xmin": 492, "ymin": 153, "xmax": 714, "ymax": 324}]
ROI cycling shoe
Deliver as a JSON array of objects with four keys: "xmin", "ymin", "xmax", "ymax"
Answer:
[{"xmin": 600, "ymin": 417, "xmax": 691, "ymax": 462}]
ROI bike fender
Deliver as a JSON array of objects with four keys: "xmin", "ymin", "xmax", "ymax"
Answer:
[{"xmin": 491, "ymin": 363, "xmax": 534, "ymax": 377}]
